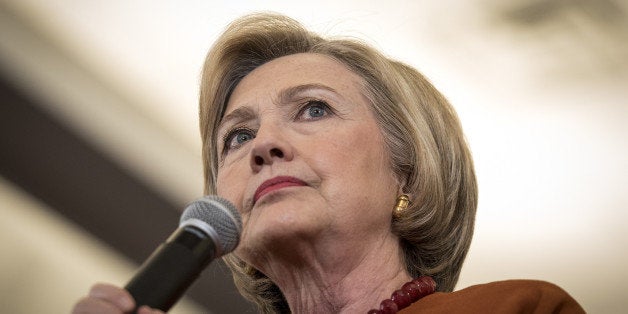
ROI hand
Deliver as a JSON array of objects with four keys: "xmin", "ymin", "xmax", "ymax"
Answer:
[{"xmin": 72, "ymin": 283, "xmax": 164, "ymax": 314}]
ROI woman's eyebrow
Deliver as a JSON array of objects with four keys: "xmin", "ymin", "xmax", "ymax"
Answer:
[
  {"xmin": 278, "ymin": 83, "xmax": 342, "ymax": 103},
  {"xmin": 218, "ymin": 106, "xmax": 256, "ymax": 131}
]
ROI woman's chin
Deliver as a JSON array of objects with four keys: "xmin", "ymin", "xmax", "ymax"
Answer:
[
  {"xmin": 251, "ymin": 215, "xmax": 320, "ymax": 245},
  {"xmin": 238, "ymin": 211, "xmax": 324, "ymax": 263}
]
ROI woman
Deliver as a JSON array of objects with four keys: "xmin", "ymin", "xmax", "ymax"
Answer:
[{"xmin": 73, "ymin": 13, "xmax": 584, "ymax": 313}]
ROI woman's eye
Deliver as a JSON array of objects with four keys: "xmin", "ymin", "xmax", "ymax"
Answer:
[
  {"xmin": 298, "ymin": 100, "xmax": 331, "ymax": 120},
  {"xmin": 223, "ymin": 128, "xmax": 255, "ymax": 152}
]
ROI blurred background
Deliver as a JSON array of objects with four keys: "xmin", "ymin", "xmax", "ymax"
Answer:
[{"xmin": 0, "ymin": 0, "xmax": 626, "ymax": 313}]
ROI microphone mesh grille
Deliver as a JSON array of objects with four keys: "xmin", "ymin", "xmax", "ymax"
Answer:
[{"xmin": 180, "ymin": 196, "xmax": 242, "ymax": 256}]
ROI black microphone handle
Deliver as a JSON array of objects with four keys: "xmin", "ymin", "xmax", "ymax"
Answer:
[{"xmin": 124, "ymin": 225, "xmax": 217, "ymax": 312}]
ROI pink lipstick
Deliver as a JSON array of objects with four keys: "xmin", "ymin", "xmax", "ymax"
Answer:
[{"xmin": 254, "ymin": 176, "xmax": 306, "ymax": 203}]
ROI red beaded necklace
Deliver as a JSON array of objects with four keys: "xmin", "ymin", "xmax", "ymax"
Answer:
[{"xmin": 367, "ymin": 276, "xmax": 436, "ymax": 314}]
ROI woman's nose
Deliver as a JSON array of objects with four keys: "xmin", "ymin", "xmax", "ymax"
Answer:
[{"xmin": 249, "ymin": 125, "xmax": 294, "ymax": 172}]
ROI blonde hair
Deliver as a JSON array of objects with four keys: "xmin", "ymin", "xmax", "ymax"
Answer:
[{"xmin": 199, "ymin": 13, "xmax": 477, "ymax": 313}]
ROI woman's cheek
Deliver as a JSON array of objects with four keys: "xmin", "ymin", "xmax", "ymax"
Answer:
[{"xmin": 216, "ymin": 169, "xmax": 241, "ymax": 204}]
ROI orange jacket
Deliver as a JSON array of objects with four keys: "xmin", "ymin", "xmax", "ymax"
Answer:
[{"xmin": 400, "ymin": 280, "xmax": 585, "ymax": 313}]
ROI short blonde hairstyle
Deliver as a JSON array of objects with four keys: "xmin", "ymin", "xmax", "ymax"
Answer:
[{"xmin": 199, "ymin": 13, "xmax": 477, "ymax": 313}]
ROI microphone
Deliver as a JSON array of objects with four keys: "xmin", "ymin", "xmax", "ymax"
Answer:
[{"xmin": 124, "ymin": 195, "xmax": 242, "ymax": 312}]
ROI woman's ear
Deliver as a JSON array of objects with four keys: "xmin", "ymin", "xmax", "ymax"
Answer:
[{"xmin": 396, "ymin": 174, "xmax": 408, "ymax": 195}]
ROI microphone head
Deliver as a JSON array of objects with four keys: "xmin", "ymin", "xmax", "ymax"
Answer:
[{"xmin": 180, "ymin": 196, "xmax": 242, "ymax": 257}]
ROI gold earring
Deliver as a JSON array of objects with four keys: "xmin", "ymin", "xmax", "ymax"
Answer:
[{"xmin": 393, "ymin": 194, "xmax": 410, "ymax": 219}]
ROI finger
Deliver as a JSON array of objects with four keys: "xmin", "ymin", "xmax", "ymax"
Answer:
[
  {"xmin": 137, "ymin": 305, "xmax": 166, "ymax": 314},
  {"xmin": 72, "ymin": 296, "xmax": 126, "ymax": 314},
  {"xmin": 88, "ymin": 283, "xmax": 135, "ymax": 312}
]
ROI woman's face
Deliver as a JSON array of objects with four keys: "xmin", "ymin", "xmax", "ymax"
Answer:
[{"xmin": 215, "ymin": 53, "xmax": 399, "ymax": 266}]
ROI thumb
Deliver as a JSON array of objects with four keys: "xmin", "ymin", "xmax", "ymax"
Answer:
[{"xmin": 137, "ymin": 305, "xmax": 166, "ymax": 314}]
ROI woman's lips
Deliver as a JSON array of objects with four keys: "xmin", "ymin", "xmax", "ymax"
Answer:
[{"xmin": 254, "ymin": 176, "xmax": 307, "ymax": 204}]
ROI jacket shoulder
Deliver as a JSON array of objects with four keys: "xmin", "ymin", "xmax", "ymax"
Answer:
[{"xmin": 400, "ymin": 279, "xmax": 585, "ymax": 313}]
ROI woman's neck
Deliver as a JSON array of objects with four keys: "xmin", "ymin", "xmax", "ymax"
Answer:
[{"xmin": 259, "ymin": 232, "xmax": 412, "ymax": 314}]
